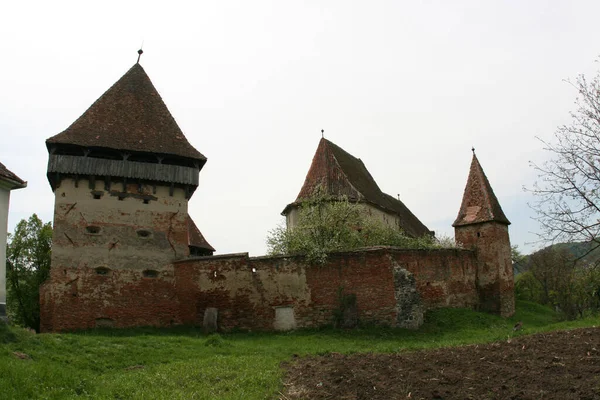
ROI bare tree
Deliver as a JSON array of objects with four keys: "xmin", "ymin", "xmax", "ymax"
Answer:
[{"xmin": 530, "ymin": 62, "xmax": 600, "ymax": 252}]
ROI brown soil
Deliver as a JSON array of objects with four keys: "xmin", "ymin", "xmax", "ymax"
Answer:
[{"xmin": 281, "ymin": 327, "xmax": 600, "ymax": 400}]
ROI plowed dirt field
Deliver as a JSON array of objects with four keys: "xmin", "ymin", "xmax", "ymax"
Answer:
[{"xmin": 282, "ymin": 327, "xmax": 600, "ymax": 399}]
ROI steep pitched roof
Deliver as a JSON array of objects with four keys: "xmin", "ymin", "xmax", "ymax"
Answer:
[
  {"xmin": 453, "ymin": 153, "xmax": 510, "ymax": 227},
  {"xmin": 0, "ymin": 161, "xmax": 26, "ymax": 189},
  {"xmin": 284, "ymin": 138, "xmax": 431, "ymax": 237},
  {"xmin": 46, "ymin": 63, "xmax": 206, "ymax": 162},
  {"xmin": 187, "ymin": 216, "xmax": 215, "ymax": 253}
]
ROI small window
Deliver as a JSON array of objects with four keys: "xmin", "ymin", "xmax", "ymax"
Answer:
[
  {"xmin": 93, "ymin": 193, "xmax": 101, "ymax": 200},
  {"xmin": 477, "ymin": 232, "xmax": 481, "ymax": 238},
  {"xmin": 137, "ymin": 229, "xmax": 152, "ymax": 239},
  {"xmin": 143, "ymin": 199, "xmax": 150, "ymax": 204},
  {"xmin": 95, "ymin": 267, "xmax": 110, "ymax": 276},
  {"xmin": 86, "ymin": 226, "xmax": 102, "ymax": 234},
  {"xmin": 118, "ymin": 195, "xmax": 125, "ymax": 201},
  {"xmin": 143, "ymin": 269, "xmax": 159, "ymax": 278}
]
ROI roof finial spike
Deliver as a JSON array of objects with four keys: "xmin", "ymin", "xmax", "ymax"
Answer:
[
  {"xmin": 321, "ymin": 129, "xmax": 324, "ymax": 138},
  {"xmin": 471, "ymin": 146, "xmax": 475, "ymax": 155},
  {"xmin": 137, "ymin": 49, "xmax": 144, "ymax": 64},
  {"xmin": 397, "ymin": 193, "xmax": 400, "ymax": 201}
]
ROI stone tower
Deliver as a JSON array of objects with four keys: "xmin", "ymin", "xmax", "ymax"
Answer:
[
  {"xmin": 453, "ymin": 152, "xmax": 514, "ymax": 317},
  {"xmin": 40, "ymin": 60, "xmax": 214, "ymax": 331}
]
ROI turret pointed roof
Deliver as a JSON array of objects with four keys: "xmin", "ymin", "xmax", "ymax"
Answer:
[
  {"xmin": 283, "ymin": 138, "xmax": 431, "ymax": 238},
  {"xmin": 453, "ymin": 153, "xmax": 510, "ymax": 227},
  {"xmin": 187, "ymin": 216, "xmax": 215, "ymax": 253},
  {"xmin": 46, "ymin": 63, "xmax": 205, "ymax": 162}
]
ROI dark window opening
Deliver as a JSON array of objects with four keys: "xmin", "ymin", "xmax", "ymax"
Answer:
[
  {"xmin": 189, "ymin": 246, "xmax": 214, "ymax": 257},
  {"xmin": 86, "ymin": 226, "xmax": 101, "ymax": 234},
  {"xmin": 143, "ymin": 269, "xmax": 159, "ymax": 278},
  {"xmin": 95, "ymin": 267, "xmax": 110, "ymax": 276},
  {"xmin": 143, "ymin": 199, "xmax": 150, "ymax": 204},
  {"xmin": 127, "ymin": 154, "xmax": 158, "ymax": 163},
  {"xmin": 93, "ymin": 193, "xmax": 102, "ymax": 200},
  {"xmin": 53, "ymin": 145, "xmax": 87, "ymax": 157},
  {"xmin": 137, "ymin": 229, "xmax": 152, "ymax": 238},
  {"xmin": 87, "ymin": 150, "xmax": 121, "ymax": 160},
  {"xmin": 477, "ymin": 232, "xmax": 481, "ymax": 238}
]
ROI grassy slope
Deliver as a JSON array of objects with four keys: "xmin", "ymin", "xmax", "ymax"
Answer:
[{"xmin": 1, "ymin": 302, "xmax": 599, "ymax": 400}]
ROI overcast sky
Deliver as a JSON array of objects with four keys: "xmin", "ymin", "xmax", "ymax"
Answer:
[{"xmin": 2, "ymin": 0, "xmax": 600, "ymax": 256}]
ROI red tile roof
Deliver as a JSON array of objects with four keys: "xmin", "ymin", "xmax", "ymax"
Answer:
[
  {"xmin": 187, "ymin": 216, "xmax": 215, "ymax": 252},
  {"xmin": 283, "ymin": 138, "xmax": 432, "ymax": 238},
  {"xmin": 46, "ymin": 63, "xmax": 206, "ymax": 162},
  {"xmin": 453, "ymin": 154, "xmax": 510, "ymax": 227},
  {"xmin": 0, "ymin": 161, "xmax": 26, "ymax": 189}
]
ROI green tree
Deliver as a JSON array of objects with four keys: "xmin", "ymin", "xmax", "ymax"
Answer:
[
  {"xmin": 511, "ymin": 245, "xmax": 527, "ymax": 274},
  {"xmin": 6, "ymin": 214, "xmax": 52, "ymax": 331},
  {"xmin": 267, "ymin": 194, "xmax": 448, "ymax": 264},
  {"xmin": 517, "ymin": 245, "xmax": 600, "ymax": 319}
]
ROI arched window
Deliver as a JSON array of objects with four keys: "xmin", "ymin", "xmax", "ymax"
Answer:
[{"xmin": 95, "ymin": 267, "xmax": 111, "ymax": 276}]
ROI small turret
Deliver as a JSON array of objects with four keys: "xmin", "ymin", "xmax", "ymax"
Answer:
[{"xmin": 453, "ymin": 152, "xmax": 514, "ymax": 317}]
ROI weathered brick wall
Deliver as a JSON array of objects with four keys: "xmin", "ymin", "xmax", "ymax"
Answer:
[
  {"xmin": 387, "ymin": 249, "xmax": 479, "ymax": 309},
  {"xmin": 174, "ymin": 247, "xmax": 479, "ymax": 331},
  {"xmin": 455, "ymin": 222, "xmax": 515, "ymax": 317},
  {"xmin": 40, "ymin": 265, "xmax": 179, "ymax": 332},
  {"xmin": 41, "ymin": 242, "xmax": 484, "ymax": 332},
  {"xmin": 40, "ymin": 177, "xmax": 190, "ymax": 332}
]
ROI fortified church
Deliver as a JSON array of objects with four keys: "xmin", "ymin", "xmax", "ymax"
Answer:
[{"xmin": 39, "ymin": 57, "xmax": 514, "ymax": 332}]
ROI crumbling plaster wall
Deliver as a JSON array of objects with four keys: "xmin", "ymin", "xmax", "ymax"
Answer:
[
  {"xmin": 41, "ymin": 241, "xmax": 484, "ymax": 332},
  {"xmin": 40, "ymin": 265, "xmax": 180, "ymax": 332},
  {"xmin": 175, "ymin": 247, "xmax": 479, "ymax": 332},
  {"xmin": 50, "ymin": 178, "xmax": 189, "ymax": 270},
  {"xmin": 40, "ymin": 177, "xmax": 190, "ymax": 332}
]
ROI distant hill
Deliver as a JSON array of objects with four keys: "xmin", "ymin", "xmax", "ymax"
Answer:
[{"xmin": 514, "ymin": 241, "xmax": 600, "ymax": 275}]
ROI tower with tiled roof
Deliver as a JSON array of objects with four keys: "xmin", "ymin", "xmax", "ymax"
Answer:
[
  {"xmin": 41, "ymin": 58, "xmax": 213, "ymax": 331},
  {"xmin": 283, "ymin": 137, "xmax": 432, "ymax": 238},
  {"xmin": 453, "ymin": 152, "xmax": 514, "ymax": 317}
]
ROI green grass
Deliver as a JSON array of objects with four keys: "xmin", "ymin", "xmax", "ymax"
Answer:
[{"xmin": 1, "ymin": 301, "xmax": 598, "ymax": 400}]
